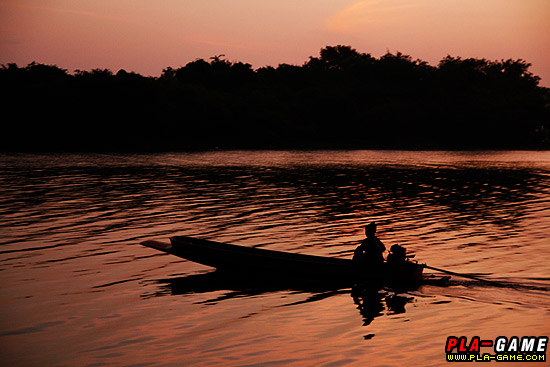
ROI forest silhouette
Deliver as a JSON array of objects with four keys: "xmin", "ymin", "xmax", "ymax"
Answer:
[{"xmin": 2, "ymin": 45, "xmax": 549, "ymax": 151}]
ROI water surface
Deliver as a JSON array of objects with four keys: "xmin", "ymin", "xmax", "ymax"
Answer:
[{"xmin": 1, "ymin": 151, "xmax": 549, "ymax": 366}]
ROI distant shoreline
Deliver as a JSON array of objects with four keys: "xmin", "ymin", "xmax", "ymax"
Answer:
[{"xmin": 2, "ymin": 46, "xmax": 549, "ymax": 152}]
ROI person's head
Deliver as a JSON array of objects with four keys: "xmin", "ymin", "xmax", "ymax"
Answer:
[{"xmin": 364, "ymin": 222, "xmax": 377, "ymax": 237}]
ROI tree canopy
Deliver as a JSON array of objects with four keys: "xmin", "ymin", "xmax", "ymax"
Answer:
[{"xmin": 1, "ymin": 46, "xmax": 548, "ymax": 151}]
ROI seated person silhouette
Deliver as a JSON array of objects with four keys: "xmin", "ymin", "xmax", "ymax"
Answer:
[{"xmin": 353, "ymin": 222, "xmax": 386, "ymax": 271}]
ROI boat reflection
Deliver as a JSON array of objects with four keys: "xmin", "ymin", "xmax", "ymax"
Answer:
[
  {"xmin": 144, "ymin": 270, "xmax": 417, "ymax": 334},
  {"xmin": 145, "ymin": 270, "xmax": 352, "ymax": 303},
  {"xmin": 351, "ymin": 284, "xmax": 414, "ymax": 340}
]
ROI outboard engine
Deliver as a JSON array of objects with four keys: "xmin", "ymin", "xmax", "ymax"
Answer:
[{"xmin": 387, "ymin": 244, "xmax": 407, "ymax": 264}]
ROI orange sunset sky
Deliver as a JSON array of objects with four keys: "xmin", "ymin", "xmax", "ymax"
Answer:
[{"xmin": 1, "ymin": 0, "xmax": 549, "ymax": 85}]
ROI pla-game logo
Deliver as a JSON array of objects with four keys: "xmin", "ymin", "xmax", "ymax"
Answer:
[{"xmin": 445, "ymin": 336, "xmax": 548, "ymax": 362}]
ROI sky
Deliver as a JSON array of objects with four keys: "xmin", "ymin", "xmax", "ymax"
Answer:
[{"xmin": 1, "ymin": 0, "xmax": 549, "ymax": 85}]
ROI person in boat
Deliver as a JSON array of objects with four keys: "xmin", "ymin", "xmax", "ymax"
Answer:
[{"xmin": 353, "ymin": 222, "xmax": 386, "ymax": 270}]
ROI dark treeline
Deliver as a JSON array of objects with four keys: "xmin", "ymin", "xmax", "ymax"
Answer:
[{"xmin": 2, "ymin": 45, "xmax": 549, "ymax": 151}]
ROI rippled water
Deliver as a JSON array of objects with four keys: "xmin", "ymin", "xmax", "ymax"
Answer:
[{"xmin": 1, "ymin": 151, "xmax": 549, "ymax": 366}]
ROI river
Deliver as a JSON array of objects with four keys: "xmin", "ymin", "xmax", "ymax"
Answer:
[{"xmin": 1, "ymin": 151, "xmax": 549, "ymax": 366}]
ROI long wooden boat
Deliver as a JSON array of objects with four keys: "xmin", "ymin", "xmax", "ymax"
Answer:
[{"xmin": 141, "ymin": 236, "xmax": 449, "ymax": 286}]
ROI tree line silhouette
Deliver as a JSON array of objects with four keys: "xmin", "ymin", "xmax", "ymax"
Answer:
[{"xmin": 2, "ymin": 45, "xmax": 549, "ymax": 151}]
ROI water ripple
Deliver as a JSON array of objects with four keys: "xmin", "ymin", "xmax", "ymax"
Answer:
[{"xmin": 1, "ymin": 151, "xmax": 549, "ymax": 367}]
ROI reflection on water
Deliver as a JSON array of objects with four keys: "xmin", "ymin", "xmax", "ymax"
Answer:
[
  {"xmin": 0, "ymin": 151, "xmax": 549, "ymax": 367},
  {"xmin": 149, "ymin": 271, "xmax": 418, "ymax": 341},
  {"xmin": 144, "ymin": 270, "xmax": 352, "ymax": 303}
]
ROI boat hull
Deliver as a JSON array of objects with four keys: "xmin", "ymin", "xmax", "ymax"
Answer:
[{"xmin": 142, "ymin": 236, "xmax": 433, "ymax": 285}]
